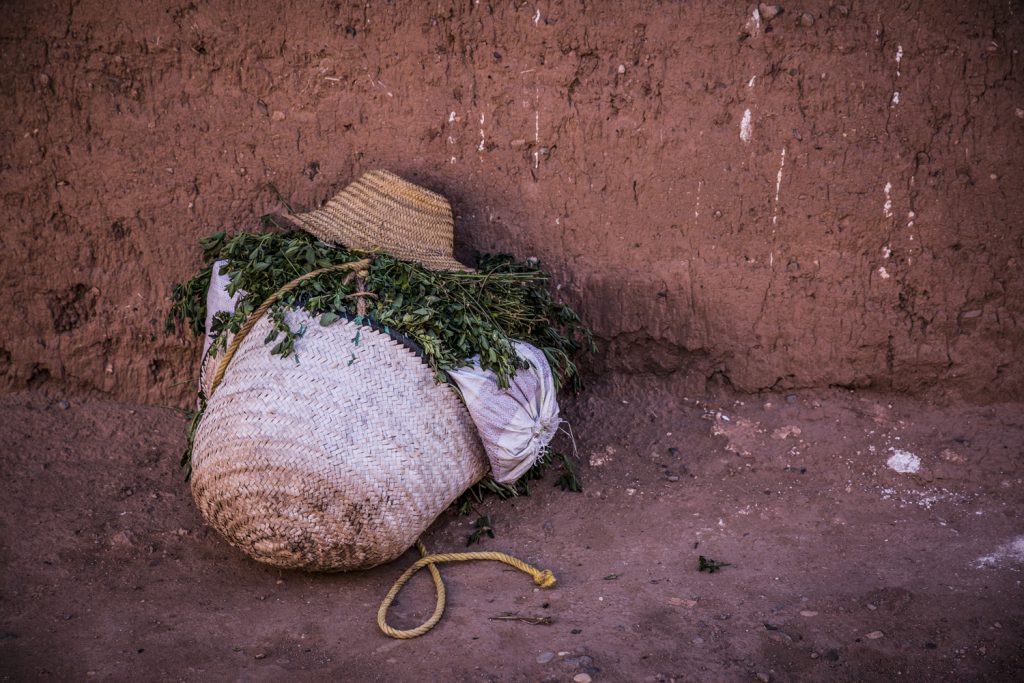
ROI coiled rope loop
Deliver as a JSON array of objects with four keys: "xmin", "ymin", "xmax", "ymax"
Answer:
[{"xmin": 377, "ymin": 540, "xmax": 557, "ymax": 639}]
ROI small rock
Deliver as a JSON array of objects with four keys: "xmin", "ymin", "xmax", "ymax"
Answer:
[
  {"xmin": 786, "ymin": 394, "xmax": 798, "ymax": 403},
  {"xmin": 1016, "ymin": 108, "xmax": 1024, "ymax": 119},
  {"xmin": 110, "ymin": 531, "xmax": 134, "ymax": 548},
  {"xmin": 799, "ymin": 610, "xmax": 818, "ymax": 617},
  {"xmin": 617, "ymin": 64, "xmax": 626, "ymax": 74},
  {"xmin": 866, "ymin": 630, "xmax": 884, "ymax": 640},
  {"xmin": 799, "ymin": 12, "xmax": 815, "ymax": 27},
  {"xmin": 510, "ymin": 138, "xmax": 527, "ymax": 148},
  {"xmin": 939, "ymin": 448, "xmax": 965, "ymax": 463},
  {"xmin": 810, "ymin": 652, "xmax": 819, "ymax": 659},
  {"xmin": 772, "ymin": 425, "xmax": 802, "ymax": 440},
  {"xmin": 271, "ymin": 110, "xmax": 286, "ymax": 121},
  {"xmin": 537, "ymin": 651, "xmax": 555, "ymax": 664},
  {"xmin": 866, "ymin": 603, "xmax": 877, "ymax": 611},
  {"xmin": 758, "ymin": 4, "xmax": 783, "ymax": 20},
  {"xmin": 667, "ymin": 475, "xmax": 680, "ymax": 482},
  {"xmin": 563, "ymin": 655, "xmax": 593, "ymax": 668},
  {"xmin": 691, "ymin": 636, "xmax": 704, "ymax": 645},
  {"xmin": 573, "ymin": 675, "xmax": 592, "ymax": 683},
  {"xmin": 39, "ymin": 73, "xmax": 51, "ymax": 87},
  {"xmin": 58, "ymin": 400, "xmax": 70, "ymax": 410},
  {"xmin": 254, "ymin": 652, "xmax": 267, "ymax": 660},
  {"xmin": 756, "ymin": 673, "xmax": 771, "ymax": 683}
]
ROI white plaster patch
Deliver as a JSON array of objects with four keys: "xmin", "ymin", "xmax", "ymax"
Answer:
[
  {"xmin": 883, "ymin": 182, "xmax": 893, "ymax": 218},
  {"xmin": 890, "ymin": 91, "xmax": 900, "ymax": 107},
  {"xmin": 748, "ymin": 75, "xmax": 757, "ymax": 88},
  {"xmin": 895, "ymin": 44, "xmax": 903, "ymax": 76},
  {"xmin": 771, "ymin": 147, "xmax": 786, "ymax": 226},
  {"xmin": 740, "ymin": 108, "xmax": 753, "ymax": 142},
  {"xmin": 878, "ymin": 266, "xmax": 890, "ymax": 279},
  {"xmin": 448, "ymin": 111, "xmax": 457, "ymax": 123},
  {"xmin": 975, "ymin": 536, "xmax": 1024, "ymax": 568},
  {"xmin": 882, "ymin": 246, "xmax": 892, "ymax": 258},
  {"xmin": 746, "ymin": 8, "xmax": 762, "ymax": 36},
  {"xmin": 886, "ymin": 448, "xmax": 920, "ymax": 473}
]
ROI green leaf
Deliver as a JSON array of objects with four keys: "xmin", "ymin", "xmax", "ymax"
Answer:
[{"xmin": 319, "ymin": 312, "xmax": 339, "ymax": 326}]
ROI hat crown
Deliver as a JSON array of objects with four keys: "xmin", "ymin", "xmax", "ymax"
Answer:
[{"xmin": 286, "ymin": 170, "xmax": 472, "ymax": 272}]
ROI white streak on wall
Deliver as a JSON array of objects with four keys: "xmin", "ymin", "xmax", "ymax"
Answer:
[
  {"xmin": 895, "ymin": 44, "xmax": 903, "ymax": 77},
  {"xmin": 449, "ymin": 111, "xmax": 457, "ymax": 123},
  {"xmin": 694, "ymin": 179, "xmax": 703, "ymax": 218},
  {"xmin": 748, "ymin": 75, "xmax": 757, "ymax": 88},
  {"xmin": 771, "ymin": 147, "xmax": 786, "ymax": 227},
  {"xmin": 534, "ymin": 8, "xmax": 541, "ymax": 25},
  {"xmin": 747, "ymin": 8, "xmax": 761, "ymax": 36},
  {"xmin": 878, "ymin": 266, "xmax": 891, "ymax": 280},
  {"xmin": 883, "ymin": 182, "xmax": 893, "ymax": 218},
  {"xmin": 891, "ymin": 91, "xmax": 900, "ymax": 107},
  {"xmin": 740, "ymin": 108, "xmax": 753, "ymax": 142}
]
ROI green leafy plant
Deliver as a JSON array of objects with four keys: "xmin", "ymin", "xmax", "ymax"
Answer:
[
  {"xmin": 698, "ymin": 555, "xmax": 731, "ymax": 573},
  {"xmin": 466, "ymin": 515, "xmax": 496, "ymax": 546},
  {"xmin": 167, "ymin": 230, "xmax": 594, "ymax": 486}
]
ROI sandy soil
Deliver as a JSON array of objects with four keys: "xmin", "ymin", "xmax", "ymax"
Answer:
[{"xmin": 2, "ymin": 380, "xmax": 1021, "ymax": 681}]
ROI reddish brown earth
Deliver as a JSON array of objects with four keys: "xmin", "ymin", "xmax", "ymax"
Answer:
[
  {"xmin": 2, "ymin": 384, "xmax": 1022, "ymax": 681},
  {"xmin": 3, "ymin": 3, "xmax": 1023, "ymax": 681},
  {"xmin": 1, "ymin": 1, "xmax": 1023, "ymax": 405}
]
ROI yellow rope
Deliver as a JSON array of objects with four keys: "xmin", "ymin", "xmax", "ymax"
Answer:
[{"xmin": 377, "ymin": 540, "xmax": 557, "ymax": 639}]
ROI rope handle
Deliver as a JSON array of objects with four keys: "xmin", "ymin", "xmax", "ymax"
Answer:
[
  {"xmin": 208, "ymin": 258, "xmax": 371, "ymax": 396},
  {"xmin": 377, "ymin": 540, "xmax": 557, "ymax": 639}
]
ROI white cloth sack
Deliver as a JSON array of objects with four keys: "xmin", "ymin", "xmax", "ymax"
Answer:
[
  {"xmin": 202, "ymin": 260, "xmax": 241, "ymax": 361},
  {"xmin": 448, "ymin": 342, "xmax": 560, "ymax": 484}
]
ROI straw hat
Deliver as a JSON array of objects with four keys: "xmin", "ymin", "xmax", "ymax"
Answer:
[{"xmin": 282, "ymin": 170, "xmax": 473, "ymax": 272}]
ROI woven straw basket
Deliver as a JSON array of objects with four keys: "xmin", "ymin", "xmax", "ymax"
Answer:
[{"xmin": 191, "ymin": 310, "xmax": 488, "ymax": 572}]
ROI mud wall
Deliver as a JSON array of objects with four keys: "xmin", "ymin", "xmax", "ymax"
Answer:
[{"xmin": 2, "ymin": 0, "xmax": 1022, "ymax": 405}]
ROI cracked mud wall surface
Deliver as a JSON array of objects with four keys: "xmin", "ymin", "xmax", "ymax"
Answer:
[{"xmin": 1, "ymin": 1, "xmax": 1022, "ymax": 405}]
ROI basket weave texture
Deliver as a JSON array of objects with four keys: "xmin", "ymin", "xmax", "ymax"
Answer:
[{"xmin": 191, "ymin": 310, "xmax": 488, "ymax": 571}]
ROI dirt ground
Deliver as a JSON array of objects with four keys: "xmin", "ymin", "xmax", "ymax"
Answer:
[{"xmin": 2, "ymin": 379, "xmax": 1021, "ymax": 681}]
